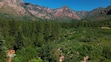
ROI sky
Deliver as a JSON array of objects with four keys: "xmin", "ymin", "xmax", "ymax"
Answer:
[{"xmin": 23, "ymin": 0, "xmax": 111, "ymax": 11}]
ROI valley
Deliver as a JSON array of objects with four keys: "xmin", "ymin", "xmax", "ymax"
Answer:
[{"xmin": 0, "ymin": 0, "xmax": 111, "ymax": 62}]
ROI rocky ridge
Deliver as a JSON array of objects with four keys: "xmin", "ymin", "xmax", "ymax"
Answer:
[{"xmin": 0, "ymin": 0, "xmax": 111, "ymax": 20}]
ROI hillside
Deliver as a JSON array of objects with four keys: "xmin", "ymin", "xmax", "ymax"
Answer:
[
  {"xmin": 0, "ymin": 0, "xmax": 80, "ymax": 20},
  {"xmin": 0, "ymin": 0, "xmax": 111, "ymax": 20}
]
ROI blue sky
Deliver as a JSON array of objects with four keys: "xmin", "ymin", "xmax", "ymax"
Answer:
[{"xmin": 23, "ymin": 0, "xmax": 111, "ymax": 11}]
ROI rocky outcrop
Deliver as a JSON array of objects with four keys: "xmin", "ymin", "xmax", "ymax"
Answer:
[
  {"xmin": 53, "ymin": 6, "xmax": 81, "ymax": 20},
  {"xmin": 0, "ymin": 0, "xmax": 28, "ymax": 15},
  {"xmin": 24, "ymin": 3, "xmax": 53, "ymax": 19},
  {"xmin": 1, "ymin": 0, "xmax": 23, "ymax": 5},
  {"xmin": 0, "ymin": 0, "xmax": 81, "ymax": 20},
  {"xmin": 107, "ymin": 10, "xmax": 111, "ymax": 15},
  {"xmin": 0, "ymin": 0, "xmax": 111, "ymax": 20},
  {"xmin": 77, "ymin": 10, "xmax": 89, "ymax": 19},
  {"xmin": 24, "ymin": 4, "xmax": 81, "ymax": 20},
  {"xmin": 102, "ymin": 6, "xmax": 111, "ymax": 15}
]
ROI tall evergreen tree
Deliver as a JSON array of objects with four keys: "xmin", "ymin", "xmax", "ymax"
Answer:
[
  {"xmin": 14, "ymin": 27, "xmax": 24, "ymax": 50},
  {"xmin": 51, "ymin": 22, "xmax": 61, "ymax": 40},
  {"xmin": 8, "ymin": 20, "xmax": 18, "ymax": 36},
  {"xmin": 44, "ymin": 21, "xmax": 52, "ymax": 41},
  {"xmin": 35, "ymin": 21, "xmax": 44, "ymax": 47},
  {"xmin": 0, "ymin": 34, "xmax": 6, "ymax": 62}
]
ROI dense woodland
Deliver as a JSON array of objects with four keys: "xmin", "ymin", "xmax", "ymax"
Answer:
[{"xmin": 0, "ymin": 17, "xmax": 111, "ymax": 62}]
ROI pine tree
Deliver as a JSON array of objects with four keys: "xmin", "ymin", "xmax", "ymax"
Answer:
[
  {"xmin": 0, "ymin": 34, "xmax": 6, "ymax": 62},
  {"xmin": 51, "ymin": 22, "xmax": 61, "ymax": 40},
  {"xmin": 14, "ymin": 27, "xmax": 24, "ymax": 50},
  {"xmin": 32, "ymin": 21, "xmax": 45, "ymax": 47},
  {"xmin": 44, "ymin": 21, "xmax": 52, "ymax": 41},
  {"xmin": 8, "ymin": 20, "xmax": 18, "ymax": 36}
]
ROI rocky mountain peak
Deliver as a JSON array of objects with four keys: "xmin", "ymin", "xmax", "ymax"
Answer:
[
  {"xmin": 0, "ymin": 0, "xmax": 111, "ymax": 20},
  {"xmin": 0, "ymin": 0, "xmax": 27, "ymax": 15},
  {"xmin": 0, "ymin": 0, "xmax": 23, "ymax": 4},
  {"xmin": 0, "ymin": 0, "xmax": 81, "ymax": 20},
  {"xmin": 53, "ymin": 5, "xmax": 81, "ymax": 20}
]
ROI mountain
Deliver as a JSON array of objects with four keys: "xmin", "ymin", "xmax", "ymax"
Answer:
[
  {"xmin": 85, "ymin": 6, "xmax": 111, "ymax": 21},
  {"xmin": 0, "ymin": 0, "xmax": 29, "ymax": 15},
  {"xmin": 24, "ymin": 4, "xmax": 81, "ymax": 20},
  {"xmin": 0, "ymin": 0, "xmax": 81, "ymax": 20},
  {"xmin": 102, "ymin": 6, "xmax": 111, "ymax": 15},
  {"xmin": 53, "ymin": 6, "xmax": 81, "ymax": 20},
  {"xmin": 86, "ymin": 7, "xmax": 105, "ymax": 20},
  {"xmin": 24, "ymin": 3, "xmax": 53, "ymax": 19},
  {"xmin": 0, "ymin": 0, "xmax": 111, "ymax": 21},
  {"xmin": 77, "ymin": 10, "xmax": 89, "ymax": 19}
]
